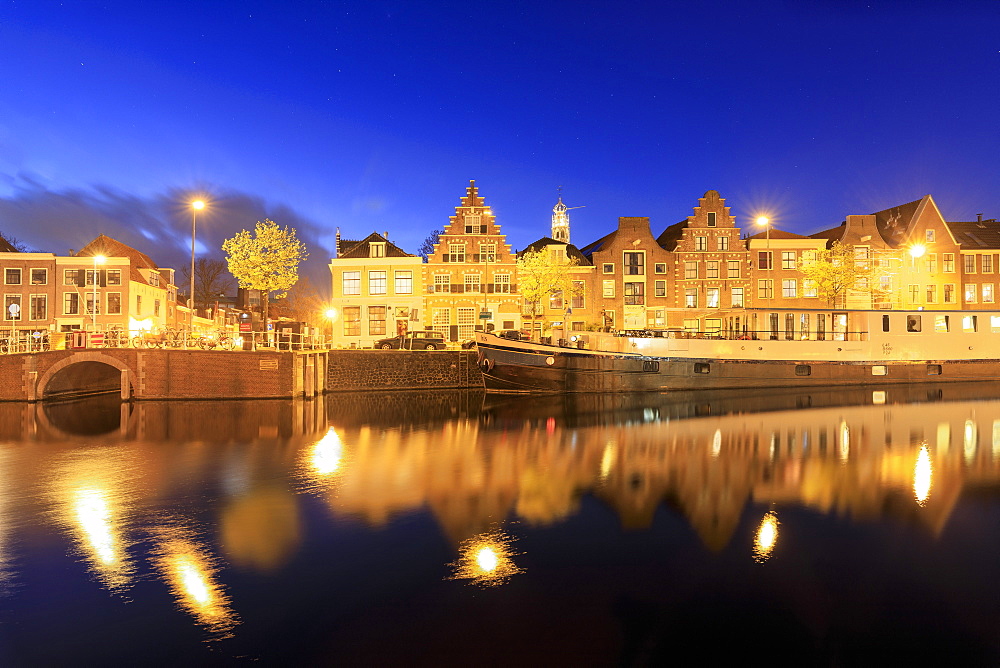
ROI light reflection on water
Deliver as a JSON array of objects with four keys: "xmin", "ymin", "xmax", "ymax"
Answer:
[{"xmin": 0, "ymin": 385, "xmax": 997, "ymax": 664}]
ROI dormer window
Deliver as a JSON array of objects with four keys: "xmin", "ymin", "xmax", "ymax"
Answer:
[
  {"xmin": 370, "ymin": 242, "xmax": 386, "ymax": 258},
  {"xmin": 149, "ymin": 272, "xmax": 160, "ymax": 287}
]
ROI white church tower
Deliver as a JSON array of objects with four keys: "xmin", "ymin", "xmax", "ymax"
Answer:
[{"xmin": 551, "ymin": 196, "xmax": 570, "ymax": 243}]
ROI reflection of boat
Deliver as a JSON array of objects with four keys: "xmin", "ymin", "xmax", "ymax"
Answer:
[{"xmin": 475, "ymin": 309, "xmax": 1000, "ymax": 392}]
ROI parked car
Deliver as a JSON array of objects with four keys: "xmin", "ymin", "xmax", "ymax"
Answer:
[{"xmin": 374, "ymin": 330, "xmax": 446, "ymax": 350}]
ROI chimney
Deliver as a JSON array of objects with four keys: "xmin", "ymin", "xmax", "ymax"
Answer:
[
  {"xmin": 384, "ymin": 231, "xmax": 389, "ymax": 240},
  {"xmin": 335, "ymin": 227, "xmax": 341, "ymax": 258},
  {"xmin": 977, "ymin": 213, "xmax": 983, "ymax": 222}
]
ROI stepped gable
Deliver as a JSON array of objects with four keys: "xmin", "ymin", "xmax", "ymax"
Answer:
[
  {"xmin": 78, "ymin": 234, "xmax": 164, "ymax": 285},
  {"xmin": 946, "ymin": 217, "xmax": 1000, "ymax": 249},
  {"xmin": 337, "ymin": 232, "xmax": 414, "ymax": 258},
  {"xmin": 519, "ymin": 236, "xmax": 590, "ymax": 264},
  {"xmin": 443, "ymin": 179, "xmax": 498, "ymax": 236}
]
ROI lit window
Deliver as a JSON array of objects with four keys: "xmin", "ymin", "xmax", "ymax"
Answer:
[
  {"xmin": 464, "ymin": 274, "xmax": 481, "ymax": 294},
  {"xmin": 448, "ymin": 244, "xmax": 465, "ymax": 263},
  {"xmin": 342, "ymin": 271, "xmax": 360, "ymax": 295},
  {"xmin": 5, "ymin": 268, "xmax": 21, "ymax": 285},
  {"xmin": 434, "ymin": 275, "xmax": 450, "ymax": 293},
  {"xmin": 655, "ymin": 280, "xmax": 666, "ymax": 297},
  {"xmin": 727, "ymin": 260, "xmax": 740, "ymax": 279},
  {"xmin": 684, "ymin": 288, "xmax": 697, "ymax": 308},
  {"xmin": 803, "ymin": 279, "xmax": 817, "ymax": 298},
  {"xmin": 926, "ymin": 229, "xmax": 935, "ymax": 243},
  {"xmin": 494, "ymin": 274, "xmax": 511, "ymax": 293},
  {"xmin": 782, "ymin": 280, "xmax": 797, "ymax": 298},
  {"xmin": 943, "ymin": 254, "xmax": 955, "ymax": 272},
  {"xmin": 368, "ymin": 306, "xmax": 386, "ymax": 335},
  {"xmin": 983, "ymin": 284, "xmax": 994, "ymax": 303},
  {"xmin": 684, "ymin": 262, "xmax": 698, "ymax": 279},
  {"xmin": 926, "ymin": 284, "xmax": 937, "ymax": 303},
  {"xmin": 944, "ymin": 284, "xmax": 955, "ymax": 303},
  {"xmin": 706, "ymin": 287, "xmax": 720, "ymax": 308},
  {"xmin": 781, "ymin": 251, "xmax": 796, "ymax": 270},
  {"xmin": 965, "ymin": 284, "xmax": 977, "ymax": 303},
  {"xmin": 602, "ymin": 280, "xmax": 615, "ymax": 298},
  {"xmin": 623, "ymin": 252, "xmax": 644, "ymax": 275},
  {"xmin": 731, "ymin": 287, "xmax": 744, "ymax": 308},
  {"xmin": 718, "ymin": 236, "xmax": 729, "ymax": 251},
  {"xmin": 30, "ymin": 269, "xmax": 47, "ymax": 285},
  {"xmin": 964, "ymin": 255, "xmax": 976, "ymax": 273},
  {"xmin": 395, "ymin": 271, "xmax": 412, "ymax": 294},
  {"xmin": 624, "ymin": 282, "xmax": 644, "ymax": 305},
  {"xmin": 29, "ymin": 294, "xmax": 47, "ymax": 320},
  {"xmin": 694, "ymin": 236, "xmax": 708, "ymax": 251},
  {"xmin": 707, "ymin": 261, "xmax": 719, "ymax": 279}
]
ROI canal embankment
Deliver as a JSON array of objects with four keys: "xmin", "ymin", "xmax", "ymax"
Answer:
[{"xmin": 326, "ymin": 349, "xmax": 483, "ymax": 392}]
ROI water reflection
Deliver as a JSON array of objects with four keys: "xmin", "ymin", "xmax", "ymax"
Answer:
[
  {"xmin": 753, "ymin": 511, "xmax": 780, "ymax": 562},
  {"xmin": 151, "ymin": 525, "xmax": 238, "ymax": 637},
  {"xmin": 914, "ymin": 445, "xmax": 933, "ymax": 506},
  {"xmin": 447, "ymin": 527, "xmax": 523, "ymax": 587},
  {"xmin": 0, "ymin": 445, "xmax": 12, "ymax": 594}
]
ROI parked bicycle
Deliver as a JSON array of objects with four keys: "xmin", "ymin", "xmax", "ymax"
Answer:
[{"xmin": 197, "ymin": 330, "xmax": 237, "ymax": 350}]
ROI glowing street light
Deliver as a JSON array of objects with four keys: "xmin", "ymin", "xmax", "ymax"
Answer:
[
  {"xmin": 325, "ymin": 308, "xmax": 338, "ymax": 347},
  {"xmin": 190, "ymin": 200, "xmax": 205, "ymax": 333},
  {"xmin": 909, "ymin": 243, "xmax": 926, "ymax": 259},
  {"xmin": 92, "ymin": 254, "xmax": 106, "ymax": 329}
]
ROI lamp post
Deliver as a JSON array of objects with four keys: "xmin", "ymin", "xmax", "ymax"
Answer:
[
  {"xmin": 325, "ymin": 308, "xmax": 338, "ymax": 347},
  {"xmin": 190, "ymin": 200, "xmax": 205, "ymax": 334},
  {"xmin": 92, "ymin": 254, "xmax": 106, "ymax": 330},
  {"xmin": 756, "ymin": 216, "xmax": 772, "ymax": 336}
]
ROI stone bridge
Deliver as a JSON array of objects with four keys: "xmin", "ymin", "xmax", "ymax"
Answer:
[{"xmin": 0, "ymin": 348, "xmax": 329, "ymax": 402}]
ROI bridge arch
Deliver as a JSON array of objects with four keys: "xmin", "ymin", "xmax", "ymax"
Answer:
[{"xmin": 37, "ymin": 351, "xmax": 133, "ymax": 401}]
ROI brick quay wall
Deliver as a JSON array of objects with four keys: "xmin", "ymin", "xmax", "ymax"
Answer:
[{"xmin": 326, "ymin": 350, "xmax": 484, "ymax": 392}]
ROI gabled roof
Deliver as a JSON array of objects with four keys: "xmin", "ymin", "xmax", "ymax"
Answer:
[
  {"xmin": 78, "ymin": 234, "xmax": 165, "ymax": 285},
  {"xmin": 654, "ymin": 220, "xmax": 687, "ymax": 251},
  {"xmin": 947, "ymin": 220, "xmax": 1000, "ymax": 249},
  {"xmin": 518, "ymin": 237, "xmax": 591, "ymax": 264},
  {"xmin": 337, "ymin": 232, "xmax": 415, "ymax": 259},
  {"xmin": 873, "ymin": 197, "xmax": 924, "ymax": 248},
  {"xmin": 746, "ymin": 228, "xmax": 812, "ymax": 240},
  {"xmin": 579, "ymin": 230, "xmax": 616, "ymax": 259},
  {"xmin": 809, "ymin": 223, "xmax": 846, "ymax": 242},
  {"xmin": 0, "ymin": 236, "xmax": 19, "ymax": 253}
]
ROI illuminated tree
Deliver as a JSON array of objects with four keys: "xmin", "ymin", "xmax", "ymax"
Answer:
[
  {"xmin": 516, "ymin": 248, "xmax": 582, "ymax": 338},
  {"xmin": 222, "ymin": 219, "xmax": 308, "ymax": 328},
  {"xmin": 800, "ymin": 240, "xmax": 877, "ymax": 307}
]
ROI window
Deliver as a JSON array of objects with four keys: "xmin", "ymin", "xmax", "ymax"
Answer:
[
  {"xmin": 395, "ymin": 271, "xmax": 412, "ymax": 294},
  {"xmin": 602, "ymin": 263, "xmax": 614, "ymax": 274},
  {"xmin": 464, "ymin": 274, "xmax": 481, "ymax": 294},
  {"xmin": 434, "ymin": 275, "xmax": 450, "ymax": 293},
  {"xmin": 935, "ymin": 315, "xmax": 949, "ymax": 333},
  {"xmin": 944, "ymin": 284, "xmax": 955, "ymax": 303},
  {"xmin": 906, "ymin": 315, "xmax": 922, "ymax": 332},
  {"xmin": 4, "ymin": 295, "xmax": 21, "ymax": 320},
  {"xmin": 707, "ymin": 212, "xmax": 717, "ymax": 227},
  {"xmin": 549, "ymin": 290, "xmax": 563, "ymax": 309},
  {"xmin": 853, "ymin": 246, "xmax": 869, "ymax": 269},
  {"xmin": 963, "ymin": 315, "xmax": 978, "ymax": 333},
  {"xmin": 623, "ymin": 252, "xmax": 644, "ymax": 275},
  {"xmin": 965, "ymin": 284, "xmax": 977, "ymax": 303},
  {"xmin": 5, "ymin": 269, "xmax": 21, "ymax": 285},
  {"xmin": 758, "ymin": 251, "xmax": 772, "ymax": 270},
  {"xmin": 495, "ymin": 274, "xmax": 511, "ymax": 293},
  {"xmin": 367, "ymin": 271, "xmax": 386, "ymax": 295},
  {"xmin": 964, "ymin": 255, "xmax": 976, "ymax": 273},
  {"xmin": 731, "ymin": 287, "xmax": 744, "ymax": 308},
  {"xmin": 782, "ymin": 279, "xmax": 797, "ymax": 298},
  {"xmin": 781, "ymin": 251, "xmax": 796, "ymax": 270},
  {"xmin": 983, "ymin": 255, "xmax": 994, "ymax": 273},
  {"xmin": 684, "ymin": 261, "xmax": 698, "ymax": 279},
  {"xmin": 135, "ymin": 295, "xmax": 142, "ymax": 314},
  {"xmin": 757, "ymin": 279, "xmax": 773, "ymax": 299},
  {"xmin": 107, "ymin": 270, "xmax": 121, "ymax": 285},
  {"xmin": 925, "ymin": 254, "xmax": 938, "ymax": 273},
  {"xmin": 148, "ymin": 272, "xmax": 159, "ymax": 288},
  {"xmin": 86, "ymin": 293, "xmax": 99, "ymax": 315},
  {"xmin": 107, "ymin": 293, "xmax": 121, "ymax": 314},
  {"xmin": 684, "ymin": 288, "xmax": 697, "ymax": 308},
  {"xmin": 343, "ymin": 307, "xmax": 361, "ymax": 336},
  {"xmin": 464, "ymin": 216, "xmax": 483, "ymax": 234},
  {"xmin": 655, "ymin": 280, "xmax": 666, "ymax": 297},
  {"xmin": 943, "ymin": 254, "xmax": 955, "ymax": 272},
  {"xmin": 926, "ymin": 229, "xmax": 935, "ymax": 243},
  {"xmin": 342, "ymin": 271, "xmax": 361, "ymax": 295},
  {"xmin": 706, "ymin": 261, "xmax": 719, "ymax": 279},
  {"xmin": 369, "ymin": 306, "xmax": 387, "ymax": 336},
  {"xmin": 654, "ymin": 263, "xmax": 666, "ymax": 274},
  {"xmin": 718, "ymin": 236, "xmax": 729, "ymax": 251},
  {"xmin": 29, "ymin": 294, "xmax": 46, "ymax": 320},
  {"xmin": 984, "ymin": 284, "xmax": 995, "ymax": 303},
  {"xmin": 480, "ymin": 244, "xmax": 496, "ymax": 262},
  {"xmin": 624, "ymin": 282, "xmax": 644, "ymax": 305},
  {"xmin": 448, "ymin": 244, "xmax": 465, "ymax": 263},
  {"xmin": 369, "ymin": 242, "xmax": 386, "ymax": 258},
  {"xmin": 603, "ymin": 280, "xmax": 615, "ymax": 298},
  {"xmin": 457, "ymin": 308, "xmax": 476, "ymax": 339},
  {"xmin": 706, "ymin": 287, "xmax": 720, "ymax": 308},
  {"xmin": 571, "ymin": 281, "xmax": 585, "ymax": 309},
  {"xmin": 30, "ymin": 269, "xmax": 47, "ymax": 285},
  {"xmin": 804, "ymin": 279, "xmax": 818, "ymax": 298},
  {"xmin": 432, "ymin": 308, "xmax": 450, "ymax": 335},
  {"xmin": 926, "ymin": 284, "xmax": 937, "ymax": 303},
  {"xmin": 908, "ymin": 284, "xmax": 920, "ymax": 303},
  {"xmin": 64, "ymin": 269, "xmax": 81, "ymax": 286},
  {"xmin": 727, "ymin": 260, "xmax": 740, "ymax": 279},
  {"xmin": 154, "ymin": 299, "xmax": 160, "ymax": 317},
  {"xmin": 694, "ymin": 236, "xmax": 708, "ymax": 251}
]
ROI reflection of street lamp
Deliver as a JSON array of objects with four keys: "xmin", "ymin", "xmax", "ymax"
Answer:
[
  {"xmin": 325, "ymin": 308, "xmax": 338, "ymax": 346},
  {"xmin": 92, "ymin": 254, "xmax": 106, "ymax": 329},
  {"xmin": 190, "ymin": 200, "xmax": 205, "ymax": 332}
]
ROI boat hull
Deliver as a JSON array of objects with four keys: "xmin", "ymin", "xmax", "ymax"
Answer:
[{"xmin": 474, "ymin": 336, "xmax": 1000, "ymax": 393}]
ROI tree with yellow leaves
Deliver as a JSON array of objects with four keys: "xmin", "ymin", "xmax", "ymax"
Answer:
[{"xmin": 222, "ymin": 219, "xmax": 308, "ymax": 329}]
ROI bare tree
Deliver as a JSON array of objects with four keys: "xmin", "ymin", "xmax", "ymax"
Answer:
[{"xmin": 179, "ymin": 258, "xmax": 236, "ymax": 311}]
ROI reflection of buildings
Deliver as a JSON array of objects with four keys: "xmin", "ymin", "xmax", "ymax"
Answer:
[{"xmin": 315, "ymin": 394, "xmax": 1000, "ymax": 551}]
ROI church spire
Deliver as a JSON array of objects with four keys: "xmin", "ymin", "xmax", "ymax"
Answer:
[{"xmin": 551, "ymin": 188, "xmax": 571, "ymax": 243}]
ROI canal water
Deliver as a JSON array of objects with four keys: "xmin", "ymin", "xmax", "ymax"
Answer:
[{"xmin": 1, "ymin": 384, "xmax": 998, "ymax": 665}]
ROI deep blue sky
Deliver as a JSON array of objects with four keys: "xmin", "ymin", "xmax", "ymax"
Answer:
[{"xmin": 1, "ymin": 1, "xmax": 997, "ymax": 288}]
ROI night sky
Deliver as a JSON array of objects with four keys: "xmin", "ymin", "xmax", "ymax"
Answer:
[{"xmin": 1, "ymin": 1, "xmax": 997, "ymax": 287}]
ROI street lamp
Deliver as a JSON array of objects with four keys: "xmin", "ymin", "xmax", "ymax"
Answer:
[
  {"xmin": 92, "ymin": 254, "xmax": 106, "ymax": 329},
  {"xmin": 756, "ymin": 216, "xmax": 772, "ymax": 335},
  {"xmin": 325, "ymin": 308, "xmax": 338, "ymax": 347},
  {"xmin": 190, "ymin": 200, "xmax": 205, "ymax": 333}
]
